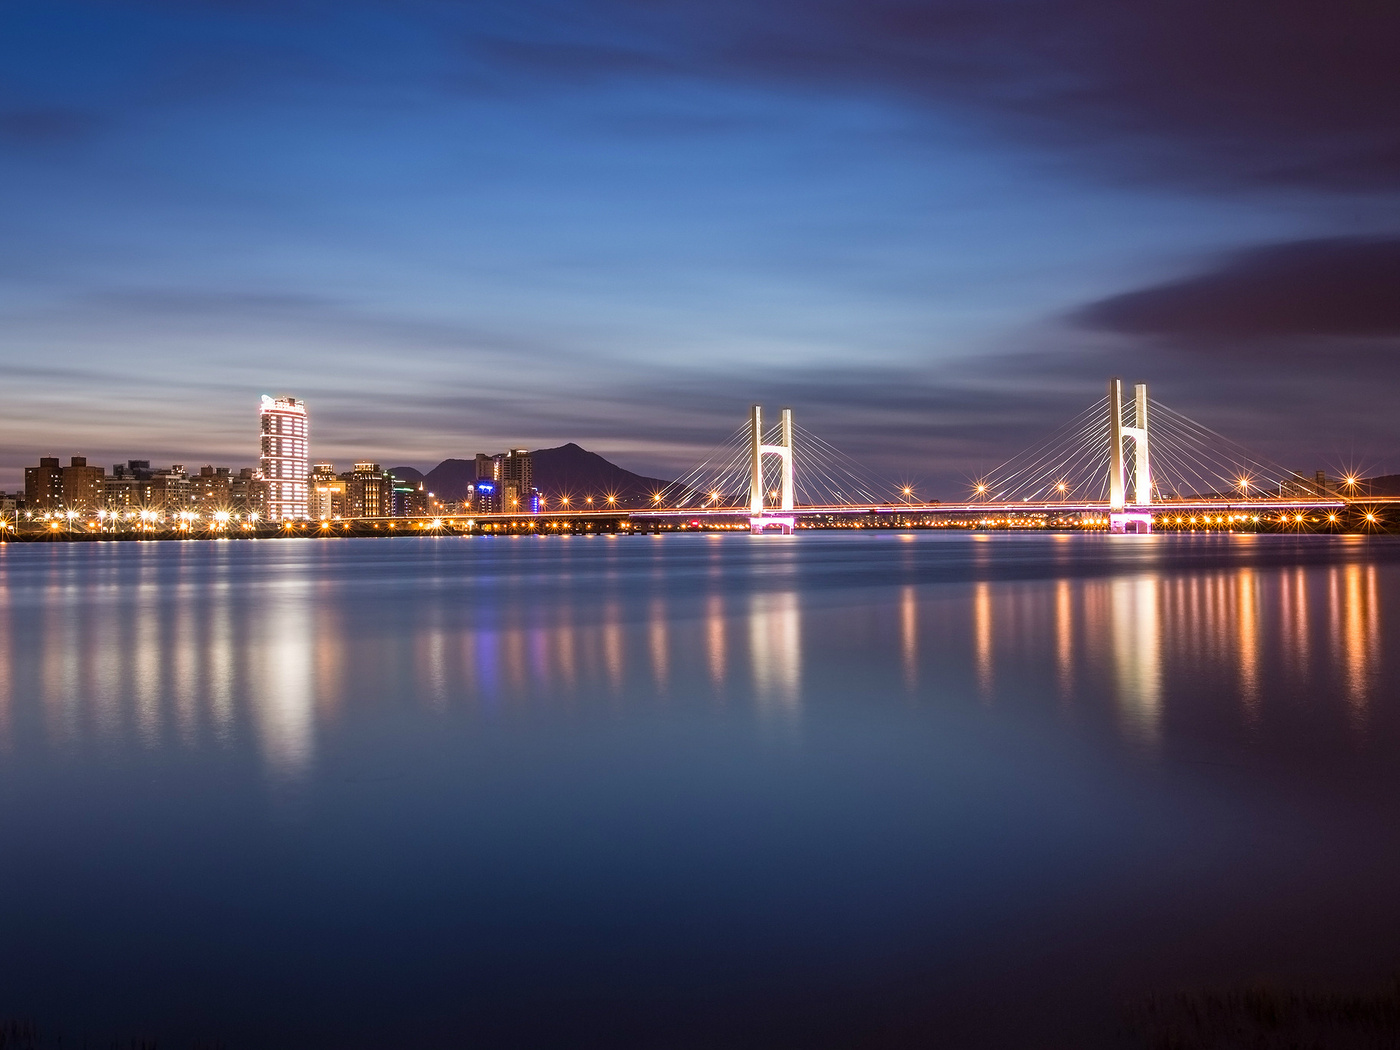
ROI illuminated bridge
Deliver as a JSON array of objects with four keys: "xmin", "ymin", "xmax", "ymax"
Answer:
[
  {"xmin": 609, "ymin": 378, "xmax": 1367, "ymax": 534},
  {"xmin": 5, "ymin": 378, "xmax": 1383, "ymax": 540}
]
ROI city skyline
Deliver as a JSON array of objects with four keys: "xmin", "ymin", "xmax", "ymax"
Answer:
[{"xmin": 3, "ymin": 2, "xmax": 1398, "ymax": 493}]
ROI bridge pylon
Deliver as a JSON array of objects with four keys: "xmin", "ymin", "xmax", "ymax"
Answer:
[
  {"xmin": 1109, "ymin": 378, "xmax": 1152, "ymax": 533},
  {"xmin": 749, "ymin": 405, "xmax": 795, "ymax": 534}
]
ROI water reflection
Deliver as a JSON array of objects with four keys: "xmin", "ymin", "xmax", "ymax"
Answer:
[
  {"xmin": 0, "ymin": 539, "xmax": 1388, "ymax": 781},
  {"xmin": 1333, "ymin": 564, "xmax": 1380, "ymax": 721},
  {"xmin": 749, "ymin": 591, "xmax": 801, "ymax": 716},
  {"xmin": 1109, "ymin": 577, "xmax": 1162, "ymax": 748},
  {"xmin": 255, "ymin": 583, "xmax": 315, "ymax": 781},
  {"xmin": 1055, "ymin": 580, "xmax": 1073, "ymax": 700},
  {"xmin": 900, "ymin": 585, "xmax": 917, "ymax": 692},
  {"xmin": 706, "ymin": 593, "xmax": 727, "ymax": 693},
  {"xmin": 0, "ymin": 599, "xmax": 10, "ymax": 752},
  {"xmin": 973, "ymin": 582, "xmax": 993, "ymax": 697}
]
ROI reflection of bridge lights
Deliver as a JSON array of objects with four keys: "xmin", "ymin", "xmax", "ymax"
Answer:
[
  {"xmin": 1366, "ymin": 512, "xmax": 1378, "ymax": 523},
  {"xmin": 1295, "ymin": 514, "xmax": 1304, "ymax": 523},
  {"xmin": 1329, "ymin": 514, "xmax": 1338, "ymax": 523}
]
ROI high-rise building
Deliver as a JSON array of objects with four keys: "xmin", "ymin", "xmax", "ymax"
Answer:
[
  {"xmin": 24, "ymin": 457, "xmax": 63, "ymax": 512},
  {"xmin": 260, "ymin": 395, "xmax": 309, "ymax": 520},
  {"xmin": 499, "ymin": 448, "xmax": 532, "ymax": 493}
]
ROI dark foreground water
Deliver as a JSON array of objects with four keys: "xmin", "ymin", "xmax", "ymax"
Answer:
[{"xmin": 1, "ymin": 533, "xmax": 1399, "ymax": 1048}]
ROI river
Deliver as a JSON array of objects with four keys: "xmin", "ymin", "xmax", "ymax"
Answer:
[{"xmin": 1, "ymin": 532, "xmax": 1397, "ymax": 1047}]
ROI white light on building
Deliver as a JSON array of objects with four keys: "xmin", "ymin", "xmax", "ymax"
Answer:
[{"xmin": 260, "ymin": 395, "xmax": 309, "ymax": 520}]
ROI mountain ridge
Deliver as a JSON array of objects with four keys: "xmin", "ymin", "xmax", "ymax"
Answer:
[{"xmin": 391, "ymin": 443, "xmax": 672, "ymax": 508}]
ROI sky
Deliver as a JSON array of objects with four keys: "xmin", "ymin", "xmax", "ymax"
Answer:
[{"xmin": 2, "ymin": 0, "xmax": 1398, "ymax": 495}]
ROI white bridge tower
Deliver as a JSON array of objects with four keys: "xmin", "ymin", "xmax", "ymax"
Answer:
[
  {"xmin": 749, "ymin": 404, "xmax": 795, "ymax": 534},
  {"xmin": 1108, "ymin": 378, "xmax": 1152, "ymax": 533}
]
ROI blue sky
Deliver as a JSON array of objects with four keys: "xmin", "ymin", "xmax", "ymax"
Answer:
[{"xmin": 2, "ymin": 1, "xmax": 1398, "ymax": 493}]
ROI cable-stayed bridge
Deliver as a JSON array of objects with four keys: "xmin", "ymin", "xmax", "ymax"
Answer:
[
  {"xmin": 624, "ymin": 378, "xmax": 1360, "ymax": 533},
  {"xmin": 9, "ymin": 377, "xmax": 1376, "ymax": 540}
]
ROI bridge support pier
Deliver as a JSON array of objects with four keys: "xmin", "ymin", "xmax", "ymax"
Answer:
[
  {"xmin": 1109, "ymin": 378, "xmax": 1152, "ymax": 533},
  {"xmin": 1109, "ymin": 511, "xmax": 1153, "ymax": 534},
  {"xmin": 749, "ymin": 404, "xmax": 795, "ymax": 534},
  {"xmin": 749, "ymin": 515, "xmax": 795, "ymax": 535}
]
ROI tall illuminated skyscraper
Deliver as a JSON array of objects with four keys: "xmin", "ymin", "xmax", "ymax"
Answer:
[{"xmin": 259, "ymin": 395, "xmax": 309, "ymax": 520}]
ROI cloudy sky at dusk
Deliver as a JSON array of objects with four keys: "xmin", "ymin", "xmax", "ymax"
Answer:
[{"xmin": 2, "ymin": 0, "xmax": 1398, "ymax": 493}]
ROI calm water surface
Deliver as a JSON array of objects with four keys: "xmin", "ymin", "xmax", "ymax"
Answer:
[{"xmin": 1, "ymin": 532, "xmax": 1398, "ymax": 1048}]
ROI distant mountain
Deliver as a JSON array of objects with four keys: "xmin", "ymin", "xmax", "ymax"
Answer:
[
  {"xmin": 531, "ymin": 443, "xmax": 672, "ymax": 507},
  {"xmin": 390, "ymin": 445, "xmax": 673, "ymax": 508}
]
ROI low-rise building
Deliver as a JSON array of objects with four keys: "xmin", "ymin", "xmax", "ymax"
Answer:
[
  {"xmin": 344, "ymin": 462, "xmax": 393, "ymax": 518},
  {"xmin": 24, "ymin": 457, "xmax": 64, "ymax": 512},
  {"xmin": 61, "ymin": 457, "xmax": 106, "ymax": 514},
  {"xmin": 310, "ymin": 463, "xmax": 346, "ymax": 520}
]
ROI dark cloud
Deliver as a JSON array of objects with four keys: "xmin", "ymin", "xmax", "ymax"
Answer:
[
  {"xmin": 1075, "ymin": 237, "xmax": 1400, "ymax": 340},
  {"xmin": 719, "ymin": 0, "xmax": 1400, "ymax": 190},
  {"xmin": 474, "ymin": 0, "xmax": 1400, "ymax": 191},
  {"xmin": 0, "ymin": 106, "xmax": 101, "ymax": 144}
]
